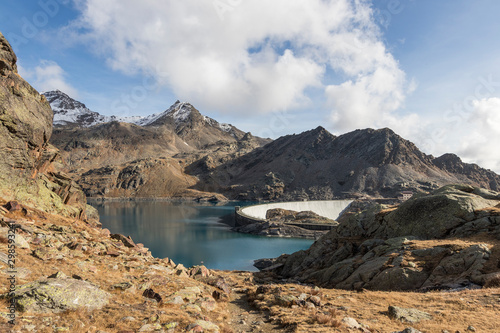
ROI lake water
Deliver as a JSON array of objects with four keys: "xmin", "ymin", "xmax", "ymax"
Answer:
[{"xmin": 91, "ymin": 200, "xmax": 314, "ymax": 271}]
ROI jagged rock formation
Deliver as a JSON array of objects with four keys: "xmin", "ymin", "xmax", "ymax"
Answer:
[
  {"xmin": 196, "ymin": 126, "xmax": 500, "ymax": 200},
  {"xmin": 0, "ymin": 32, "xmax": 92, "ymax": 218},
  {"xmin": 268, "ymin": 185, "xmax": 500, "ymax": 291}
]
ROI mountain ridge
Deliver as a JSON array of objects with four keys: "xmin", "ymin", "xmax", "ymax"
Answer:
[
  {"xmin": 191, "ymin": 126, "xmax": 500, "ymax": 200},
  {"xmin": 43, "ymin": 90, "xmax": 241, "ymax": 135},
  {"xmin": 44, "ymin": 92, "xmax": 500, "ymax": 202}
]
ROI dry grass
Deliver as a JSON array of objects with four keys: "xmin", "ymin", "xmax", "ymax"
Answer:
[
  {"xmin": 242, "ymin": 274, "xmax": 500, "ymax": 333},
  {"xmin": 312, "ymin": 310, "xmax": 342, "ymax": 327}
]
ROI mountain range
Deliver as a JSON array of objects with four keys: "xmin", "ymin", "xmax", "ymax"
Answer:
[{"xmin": 43, "ymin": 90, "xmax": 500, "ymax": 201}]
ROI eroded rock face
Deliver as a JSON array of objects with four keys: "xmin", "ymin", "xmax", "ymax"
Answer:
[
  {"xmin": 10, "ymin": 278, "xmax": 110, "ymax": 313},
  {"xmin": 0, "ymin": 32, "xmax": 52, "ymax": 184},
  {"xmin": 0, "ymin": 32, "xmax": 91, "ymax": 218},
  {"xmin": 273, "ymin": 185, "xmax": 500, "ymax": 291}
]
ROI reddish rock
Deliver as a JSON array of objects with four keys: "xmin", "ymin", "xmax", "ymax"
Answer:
[
  {"xmin": 67, "ymin": 241, "xmax": 84, "ymax": 251},
  {"xmin": 31, "ymin": 237, "xmax": 43, "ymax": 245},
  {"xmin": 106, "ymin": 250, "xmax": 120, "ymax": 257},
  {"xmin": 143, "ymin": 288, "xmax": 162, "ymax": 302},
  {"xmin": 100, "ymin": 228, "xmax": 111, "ymax": 237},
  {"xmin": 189, "ymin": 265, "xmax": 210, "ymax": 278},
  {"xmin": 111, "ymin": 233, "xmax": 136, "ymax": 248},
  {"xmin": 5, "ymin": 201, "xmax": 22, "ymax": 212}
]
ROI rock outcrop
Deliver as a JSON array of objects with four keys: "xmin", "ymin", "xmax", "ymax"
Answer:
[
  {"xmin": 270, "ymin": 185, "xmax": 500, "ymax": 291},
  {"xmin": 0, "ymin": 32, "xmax": 91, "ymax": 218},
  {"xmin": 235, "ymin": 208, "xmax": 338, "ymax": 239}
]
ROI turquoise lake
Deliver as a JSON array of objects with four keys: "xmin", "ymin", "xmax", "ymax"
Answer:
[{"xmin": 91, "ymin": 200, "xmax": 314, "ymax": 271}]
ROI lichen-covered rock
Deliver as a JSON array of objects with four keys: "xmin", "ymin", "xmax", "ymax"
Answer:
[
  {"xmin": 192, "ymin": 319, "xmax": 220, "ymax": 332},
  {"xmin": 382, "ymin": 185, "xmax": 499, "ymax": 239},
  {"xmin": 0, "ymin": 227, "xmax": 30, "ymax": 249},
  {"xmin": 387, "ymin": 306, "xmax": 432, "ymax": 323},
  {"xmin": 5, "ymin": 278, "xmax": 110, "ymax": 313}
]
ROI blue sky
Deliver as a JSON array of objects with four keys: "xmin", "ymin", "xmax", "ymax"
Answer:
[{"xmin": 1, "ymin": 0, "xmax": 500, "ymax": 172}]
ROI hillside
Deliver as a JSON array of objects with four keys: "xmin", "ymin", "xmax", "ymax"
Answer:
[{"xmin": 192, "ymin": 126, "xmax": 500, "ymax": 200}]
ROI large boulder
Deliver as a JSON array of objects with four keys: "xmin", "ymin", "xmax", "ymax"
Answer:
[
  {"xmin": 5, "ymin": 278, "xmax": 110, "ymax": 313},
  {"xmin": 382, "ymin": 185, "xmax": 500, "ymax": 239},
  {"xmin": 0, "ymin": 32, "xmax": 91, "ymax": 219}
]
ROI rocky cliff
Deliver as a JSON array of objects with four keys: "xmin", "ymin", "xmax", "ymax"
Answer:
[
  {"xmin": 196, "ymin": 126, "xmax": 500, "ymax": 200},
  {"xmin": 268, "ymin": 185, "xmax": 500, "ymax": 291},
  {"xmin": 0, "ymin": 32, "xmax": 92, "ymax": 219}
]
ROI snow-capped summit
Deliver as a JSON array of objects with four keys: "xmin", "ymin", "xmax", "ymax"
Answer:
[
  {"xmin": 143, "ymin": 101, "xmax": 237, "ymax": 135},
  {"xmin": 43, "ymin": 90, "xmax": 110, "ymax": 127},
  {"xmin": 133, "ymin": 100, "xmax": 194, "ymax": 127},
  {"xmin": 43, "ymin": 90, "xmax": 238, "ymax": 135}
]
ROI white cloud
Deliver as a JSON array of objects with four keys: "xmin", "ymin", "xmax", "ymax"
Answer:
[
  {"xmin": 458, "ymin": 98, "xmax": 500, "ymax": 172},
  {"xmin": 63, "ymin": 0, "xmax": 410, "ymax": 117},
  {"xmin": 24, "ymin": 60, "xmax": 79, "ymax": 97}
]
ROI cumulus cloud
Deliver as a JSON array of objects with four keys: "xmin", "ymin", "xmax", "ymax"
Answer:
[
  {"xmin": 325, "ymin": 64, "xmax": 409, "ymax": 131},
  {"xmin": 24, "ymin": 60, "xmax": 79, "ymax": 97},
  {"xmin": 458, "ymin": 98, "xmax": 500, "ymax": 172},
  {"xmin": 63, "ymin": 0, "xmax": 411, "ymax": 118}
]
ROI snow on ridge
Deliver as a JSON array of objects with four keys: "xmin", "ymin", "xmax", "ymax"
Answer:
[
  {"xmin": 219, "ymin": 123, "xmax": 232, "ymax": 132},
  {"xmin": 168, "ymin": 102, "xmax": 192, "ymax": 123},
  {"xmin": 202, "ymin": 114, "xmax": 233, "ymax": 133},
  {"xmin": 45, "ymin": 91, "xmax": 233, "ymax": 131}
]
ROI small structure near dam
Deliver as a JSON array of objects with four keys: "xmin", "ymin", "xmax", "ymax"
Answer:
[{"xmin": 235, "ymin": 200, "xmax": 353, "ymax": 230}]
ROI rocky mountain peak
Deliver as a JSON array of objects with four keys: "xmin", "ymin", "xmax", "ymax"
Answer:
[
  {"xmin": 332, "ymin": 127, "xmax": 430, "ymax": 167},
  {"xmin": 433, "ymin": 153, "xmax": 463, "ymax": 167},
  {"xmin": 0, "ymin": 32, "xmax": 17, "ymax": 74},
  {"xmin": 43, "ymin": 90, "xmax": 110, "ymax": 127},
  {"xmin": 143, "ymin": 101, "xmax": 205, "ymax": 128},
  {"xmin": 167, "ymin": 100, "xmax": 195, "ymax": 122},
  {"xmin": 44, "ymin": 90, "xmax": 86, "ymax": 111}
]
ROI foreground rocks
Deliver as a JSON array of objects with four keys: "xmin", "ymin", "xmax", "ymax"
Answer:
[
  {"xmin": 269, "ymin": 185, "xmax": 500, "ymax": 291},
  {"xmin": 9, "ymin": 277, "xmax": 110, "ymax": 313},
  {"xmin": 0, "ymin": 202, "xmax": 235, "ymax": 332}
]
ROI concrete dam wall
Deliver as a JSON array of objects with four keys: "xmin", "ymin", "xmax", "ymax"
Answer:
[{"xmin": 238, "ymin": 200, "xmax": 353, "ymax": 222}]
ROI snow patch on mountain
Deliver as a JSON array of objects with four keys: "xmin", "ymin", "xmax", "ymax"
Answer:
[
  {"xmin": 169, "ymin": 102, "xmax": 192, "ymax": 123},
  {"xmin": 219, "ymin": 123, "xmax": 232, "ymax": 132}
]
